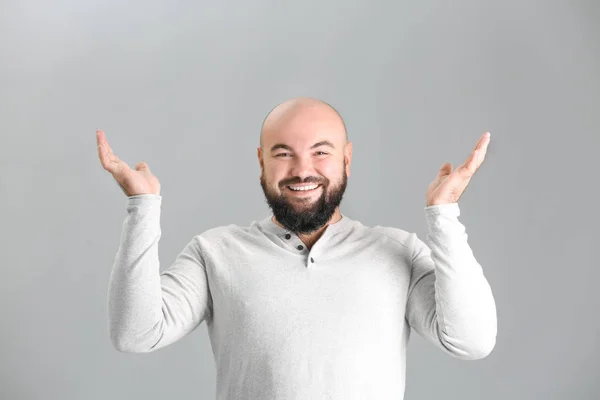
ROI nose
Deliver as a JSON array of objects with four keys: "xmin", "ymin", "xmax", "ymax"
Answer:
[{"xmin": 289, "ymin": 154, "xmax": 315, "ymax": 181}]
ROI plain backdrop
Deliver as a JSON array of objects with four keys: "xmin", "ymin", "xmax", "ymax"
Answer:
[{"xmin": 1, "ymin": 1, "xmax": 598, "ymax": 399}]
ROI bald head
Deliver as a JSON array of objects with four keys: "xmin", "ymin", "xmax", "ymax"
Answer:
[{"xmin": 260, "ymin": 97, "xmax": 347, "ymax": 149}]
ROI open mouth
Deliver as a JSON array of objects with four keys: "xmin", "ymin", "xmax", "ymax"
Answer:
[{"xmin": 286, "ymin": 184, "xmax": 321, "ymax": 194}]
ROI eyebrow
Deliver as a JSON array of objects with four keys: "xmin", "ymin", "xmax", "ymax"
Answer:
[{"xmin": 270, "ymin": 140, "xmax": 336, "ymax": 152}]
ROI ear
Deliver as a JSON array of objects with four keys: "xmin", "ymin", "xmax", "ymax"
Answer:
[
  {"xmin": 344, "ymin": 142, "xmax": 353, "ymax": 177},
  {"xmin": 257, "ymin": 147, "xmax": 264, "ymax": 177}
]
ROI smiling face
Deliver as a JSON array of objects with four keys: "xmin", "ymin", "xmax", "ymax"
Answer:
[{"xmin": 258, "ymin": 98, "xmax": 352, "ymax": 234}]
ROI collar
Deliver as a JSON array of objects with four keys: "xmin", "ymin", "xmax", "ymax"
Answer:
[{"xmin": 258, "ymin": 213, "xmax": 353, "ymax": 240}]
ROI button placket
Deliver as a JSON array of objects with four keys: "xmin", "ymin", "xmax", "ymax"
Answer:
[
  {"xmin": 282, "ymin": 233, "xmax": 306, "ymax": 252},
  {"xmin": 305, "ymin": 253, "xmax": 316, "ymax": 268},
  {"xmin": 281, "ymin": 232, "xmax": 314, "ymax": 267}
]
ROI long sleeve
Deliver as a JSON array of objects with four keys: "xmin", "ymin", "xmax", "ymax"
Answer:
[
  {"xmin": 107, "ymin": 194, "xmax": 212, "ymax": 353},
  {"xmin": 405, "ymin": 202, "xmax": 497, "ymax": 360}
]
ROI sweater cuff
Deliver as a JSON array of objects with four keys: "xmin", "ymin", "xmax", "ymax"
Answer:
[
  {"xmin": 424, "ymin": 202, "xmax": 460, "ymax": 218},
  {"xmin": 126, "ymin": 194, "xmax": 162, "ymax": 206}
]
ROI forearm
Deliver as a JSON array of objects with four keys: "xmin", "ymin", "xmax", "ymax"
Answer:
[
  {"xmin": 411, "ymin": 203, "xmax": 497, "ymax": 360},
  {"xmin": 107, "ymin": 194, "xmax": 165, "ymax": 352}
]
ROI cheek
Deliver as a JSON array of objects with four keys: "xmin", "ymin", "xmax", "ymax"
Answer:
[
  {"xmin": 264, "ymin": 168, "xmax": 285, "ymax": 187},
  {"xmin": 319, "ymin": 162, "xmax": 343, "ymax": 182}
]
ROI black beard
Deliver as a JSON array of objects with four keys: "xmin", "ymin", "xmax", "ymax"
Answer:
[{"xmin": 260, "ymin": 169, "xmax": 347, "ymax": 235}]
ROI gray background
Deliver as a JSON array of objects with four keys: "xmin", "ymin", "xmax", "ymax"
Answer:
[{"xmin": 1, "ymin": 0, "xmax": 598, "ymax": 399}]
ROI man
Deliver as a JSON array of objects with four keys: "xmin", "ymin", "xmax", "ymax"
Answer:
[{"xmin": 98, "ymin": 97, "xmax": 497, "ymax": 400}]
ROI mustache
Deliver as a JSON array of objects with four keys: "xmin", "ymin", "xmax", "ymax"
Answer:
[{"xmin": 280, "ymin": 177, "xmax": 326, "ymax": 187}]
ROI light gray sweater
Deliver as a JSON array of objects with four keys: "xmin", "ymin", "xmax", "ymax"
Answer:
[{"xmin": 108, "ymin": 194, "xmax": 497, "ymax": 400}]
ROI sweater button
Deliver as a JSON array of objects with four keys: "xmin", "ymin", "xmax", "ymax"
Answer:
[
  {"xmin": 297, "ymin": 245, "xmax": 304, "ymax": 250},
  {"xmin": 310, "ymin": 257, "xmax": 314, "ymax": 263},
  {"xmin": 285, "ymin": 234, "xmax": 291, "ymax": 239}
]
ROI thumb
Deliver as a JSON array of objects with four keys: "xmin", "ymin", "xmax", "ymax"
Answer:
[
  {"xmin": 437, "ymin": 162, "xmax": 452, "ymax": 177},
  {"xmin": 135, "ymin": 162, "xmax": 150, "ymax": 172}
]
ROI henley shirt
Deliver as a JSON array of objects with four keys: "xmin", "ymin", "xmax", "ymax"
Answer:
[{"xmin": 107, "ymin": 194, "xmax": 497, "ymax": 400}]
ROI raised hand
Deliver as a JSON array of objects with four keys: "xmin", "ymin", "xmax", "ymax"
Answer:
[
  {"xmin": 96, "ymin": 129, "xmax": 161, "ymax": 197},
  {"xmin": 425, "ymin": 132, "xmax": 491, "ymax": 207}
]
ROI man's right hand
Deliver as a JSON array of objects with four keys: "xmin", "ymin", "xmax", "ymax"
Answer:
[{"xmin": 97, "ymin": 129, "xmax": 161, "ymax": 197}]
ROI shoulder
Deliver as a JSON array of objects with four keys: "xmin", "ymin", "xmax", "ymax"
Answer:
[
  {"xmin": 365, "ymin": 223, "xmax": 414, "ymax": 249},
  {"xmin": 360, "ymin": 224, "xmax": 433, "ymax": 269},
  {"xmin": 189, "ymin": 220, "xmax": 263, "ymax": 254},
  {"xmin": 355, "ymin": 220, "xmax": 428, "ymax": 261},
  {"xmin": 191, "ymin": 222, "xmax": 245, "ymax": 247}
]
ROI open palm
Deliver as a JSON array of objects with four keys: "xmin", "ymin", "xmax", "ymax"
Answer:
[
  {"xmin": 426, "ymin": 132, "xmax": 490, "ymax": 206},
  {"xmin": 96, "ymin": 129, "xmax": 161, "ymax": 197}
]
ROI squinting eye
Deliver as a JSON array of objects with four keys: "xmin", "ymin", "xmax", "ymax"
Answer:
[
  {"xmin": 316, "ymin": 152, "xmax": 328, "ymax": 155},
  {"xmin": 275, "ymin": 153, "xmax": 290, "ymax": 157}
]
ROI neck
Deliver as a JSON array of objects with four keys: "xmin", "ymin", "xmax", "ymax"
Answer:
[{"xmin": 273, "ymin": 208, "xmax": 342, "ymax": 249}]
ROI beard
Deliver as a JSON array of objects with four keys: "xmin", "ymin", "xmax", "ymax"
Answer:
[{"xmin": 260, "ymin": 165, "xmax": 348, "ymax": 235}]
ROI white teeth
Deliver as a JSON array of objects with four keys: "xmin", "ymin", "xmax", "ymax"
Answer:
[{"xmin": 288, "ymin": 184, "xmax": 319, "ymax": 191}]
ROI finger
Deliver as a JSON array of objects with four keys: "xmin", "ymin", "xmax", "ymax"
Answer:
[
  {"xmin": 457, "ymin": 150, "xmax": 479, "ymax": 176},
  {"xmin": 97, "ymin": 130, "xmax": 109, "ymax": 169},
  {"xmin": 97, "ymin": 130, "xmax": 124, "ymax": 173},
  {"xmin": 97, "ymin": 131, "xmax": 114, "ymax": 170},
  {"xmin": 475, "ymin": 132, "xmax": 491, "ymax": 152},
  {"xmin": 97, "ymin": 130, "xmax": 120, "ymax": 166},
  {"xmin": 463, "ymin": 132, "xmax": 490, "ymax": 170},
  {"xmin": 97, "ymin": 129, "xmax": 115, "ymax": 158},
  {"xmin": 472, "ymin": 150, "xmax": 482, "ymax": 168}
]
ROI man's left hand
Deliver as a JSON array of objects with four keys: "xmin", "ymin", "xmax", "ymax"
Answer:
[{"xmin": 425, "ymin": 132, "xmax": 491, "ymax": 207}]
